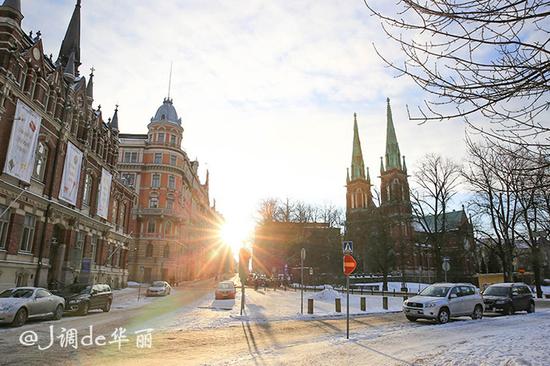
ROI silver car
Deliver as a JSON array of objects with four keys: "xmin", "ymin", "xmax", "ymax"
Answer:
[
  {"xmin": 403, "ymin": 283, "xmax": 484, "ymax": 324},
  {"xmin": 0, "ymin": 287, "xmax": 65, "ymax": 326},
  {"xmin": 146, "ymin": 281, "xmax": 172, "ymax": 296}
]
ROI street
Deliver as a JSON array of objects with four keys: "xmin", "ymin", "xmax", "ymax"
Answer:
[{"xmin": 1, "ymin": 280, "xmax": 549, "ymax": 366}]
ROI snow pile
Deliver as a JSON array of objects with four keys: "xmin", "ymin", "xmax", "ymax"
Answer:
[
  {"xmin": 309, "ymin": 286, "xmax": 342, "ymax": 301},
  {"xmin": 126, "ymin": 281, "xmax": 141, "ymax": 287}
]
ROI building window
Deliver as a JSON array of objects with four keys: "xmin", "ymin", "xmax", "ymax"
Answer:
[
  {"xmin": 170, "ymin": 134, "xmax": 176, "ymax": 145},
  {"xmin": 151, "ymin": 174, "xmax": 160, "ymax": 188},
  {"xmin": 147, "ymin": 221, "xmax": 156, "ymax": 233},
  {"xmin": 112, "ymin": 200, "xmax": 119, "ymax": 225},
  {"xmin": 19, "ymin": 214, "xmax": 36, "ymax": 253},
  {"xmin": 91, "ymin": 235, "xmax": 98, "ymax": 264},
  {"xmin": 33, "ymin": 141, "xmax": 48, "ymax": 181},
  {"xmin": 0, "ymin": 205, "xmax": 10, "ymax": 250},
  {"xmin": 163, "ymin": 244, "xmax": 170, "ymax": 258},
  {"xmin": 146, "ymin": 243, "xmax": 153, "ymax": 257},
  {"xmin": 149, "ymin": 197, "xmax": 159, "ymax": 208},
  {"xmin": 154, "ymin": 153, "xmax": 162, "ymax": 164},
  {"xmin": 124, "ymin": 151, "xmax": 139, "ymax": 163},
  {"xmin": 168, "ymin": 175, "xmax": 175, "ymax": 189},
  {"xmin": 119, "ymin": 204, "xmax": 126, "ymax": 230},
  {"xmin": 165, "ymin": 221, "xmax": 172, "ymax": 235},
  {"xmin": 170, "ymin": 155, "xmax": 177, "ymax": 166},
  {"xmin": 70, "ymin": 231, "xmax": 84, "ymax": 268},
  {"xmin": 157, "ymin": 133, "xmax": 165, "ymax": 143},
  {"xmin": 166, "ymin": 199, "xmax": 174, "ymax": 209},
  {"xmin": 83, "ymin": 174, "xmax": 93, "ymax": 206},
  {"xmin": 121, "ymin": 173, "xmax": 136, "ymax": 187}
]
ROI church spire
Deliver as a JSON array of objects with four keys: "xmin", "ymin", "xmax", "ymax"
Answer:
[
  {"xmin": 86, "ymin": 68, "xmax": 94, "ymax": 100},
  {"xmin": 350, "ymin": 113, "xmax": 366, "ymax": 180},
  {"xmin": 110, "ymin": 105, "xmax": 119, "ymax": 131},
  {"xmin": 385, "ymin": 98, "xmax": 402, "ymax": 170},
  {"xmin": 58, "ymin": 0, "xmax": 81, "ymax": 73}
]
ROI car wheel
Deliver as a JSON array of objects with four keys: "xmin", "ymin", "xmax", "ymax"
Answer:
[
  {"xmin": 102, "ymin": 300, "xmax": 111, "ymax": 312},
  {"xmin": 12, "ymin": 308, "xmax": 28, "ymax": 327},
  {"xmin": 79, "ymin": 302, "xmax": 89, "ymax": 316},
  {"xmin": 405, "ymin": 315, "xmax": 417, "ymax": 322},
  {"xmin": 527, "ymin": 302, "xmax": 535, "ymax": 314},
  {"xmin": 52, "ymin": 304, "xmax": 64, "ymax": 320},
  {"xmin": 437, "ymin": 308, "xmax": 450, "ymax": 324},
  {"xmin": 504, "ymin": 304, "xmax": 514, "ymax": 316},
  {"xmin": 471, "ymin": 305, "xmax": 483, "ymax": 320}
]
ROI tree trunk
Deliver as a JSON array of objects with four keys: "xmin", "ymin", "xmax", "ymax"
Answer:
[
  {"xmin": 532, "ymin": 247, "xmax": 543, "ymax": 298},
  {"xmin": 382, "ymin": 274, "xmax": 388, "ymax": 291}
]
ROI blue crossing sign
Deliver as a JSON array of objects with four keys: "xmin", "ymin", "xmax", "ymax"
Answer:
[{"xmin": 342, "ymin": 241, "xmax": 353, "ymax": 254}]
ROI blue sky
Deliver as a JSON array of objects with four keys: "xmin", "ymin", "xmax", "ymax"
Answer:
[{"xmin": 22, "ymin": 0, "xmax": 472, "ymax": 233}]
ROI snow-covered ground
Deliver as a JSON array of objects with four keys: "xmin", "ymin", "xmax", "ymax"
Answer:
[{"xmin": 160, "ymin": 286, "xmax": 404, "ymax": 331}]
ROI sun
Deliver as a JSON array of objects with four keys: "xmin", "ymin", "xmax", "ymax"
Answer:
[{"xmin": 219, "ymin": 219, "xmax": 253, "ymax": 258}]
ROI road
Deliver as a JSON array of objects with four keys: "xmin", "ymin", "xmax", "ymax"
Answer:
[{"xmin": 1, "ymin": 282, "xmax": 549, "ymax": 365}]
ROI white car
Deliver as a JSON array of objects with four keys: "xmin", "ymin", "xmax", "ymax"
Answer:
[
  {"xmin": 403, "ymin": 283, "xmax": 484, "ymax": 324},
  {"xmin": 146, "ymin": 281, "xmax": 171, "ymax": 296},
  {"xmin": 0, "ymin": 287, "xmax": 65, "ymax": 326}
]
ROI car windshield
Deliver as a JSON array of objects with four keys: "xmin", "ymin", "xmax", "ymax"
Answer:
[
  {"xmin": 218, "ymin": 283, "xmax": 233, "ymax": 289},
  {"xmin": 0, "ymin": 289, "xmax": 33, "ymax": 298},
  {"xmin": 152, "ymin": 281, "xmax": 165, "ymax": 287},
  {"xmin": 62, "ymin": 284, "xmax": 92, "ymax": 295},
  {"xmin": 484, "ymin": 286, "xmax": 510, "ymax": 296},
  {"xmin": 419, "ymin": 285, "xmax": 451, "ymax": 297}
]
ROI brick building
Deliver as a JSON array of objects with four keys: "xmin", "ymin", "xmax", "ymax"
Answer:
[
  {"xmin": 118, "ymin": 98, "xmax": 227, "ymax": 284},
  {"xmin": 0, "ymin": 0, "xmax": 135, "ymax": 290}
]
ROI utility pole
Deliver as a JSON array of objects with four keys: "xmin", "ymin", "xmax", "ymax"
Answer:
[{"xmin": 300, "ymin": 248, "xmax": 305, "ymax": 315}]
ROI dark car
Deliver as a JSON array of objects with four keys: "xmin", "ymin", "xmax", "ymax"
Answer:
[
  {"xmin": 483, "ymin": 283, "xmax": 535, "ymax": 315},
  {"xmin": 55, "ymin": 284, "xmax": 113, "ymax": 316}
]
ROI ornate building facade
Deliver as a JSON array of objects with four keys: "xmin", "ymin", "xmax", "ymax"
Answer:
[
  {"xmin": 345, "ymin": 99, "xmax": 414, "ymax": 277},
  {"xmin": 118, "ymin": 98, "xmax": 228, "ymax": 284},
  {"xmin": 0, "ymin": 0, "xmax": 135, "ymax": 291}
]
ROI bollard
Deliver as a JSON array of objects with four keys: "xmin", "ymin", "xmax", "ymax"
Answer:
[
  {"xmin": 360, "ymin": 296, "xmax": 366, "ymax": 311},
  {"xmin": 383, "ymin": 296, "xmax": 388, "ymax": 310},
  {"xmin": 335, "ymin": 298, "xmax": 341, "ymax": 313},
  {"xmin": 308, "ymin": 298, "xmax": 314, "ymax": 314}
]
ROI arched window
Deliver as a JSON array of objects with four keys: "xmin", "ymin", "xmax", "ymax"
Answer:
[
  {"xmin": 355, "ymin": 189, "xmax": 364, "ymax": 208},
  {"xmin": 165, "ymin": 221, "xmax": 172, "ymax": 235},
  {"xmin": 163, "ymin": 244, "xmax": 170, "ymax": 258},
  {"xmin": 146, "ymin": 243, "xmax": 153, "ymax": 257},
  {"xmin": 33, "ymin": 141, "xmax": 48, "ymax": 181},
  {"xmin": 83, "ymin": 174, "xmax": 93, "ymax": 206}
]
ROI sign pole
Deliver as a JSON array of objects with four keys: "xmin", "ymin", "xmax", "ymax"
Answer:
[
  {"xmin": 300, "ymin": 248, "xmax": 305, "ymax": 315},
  {"xmin": 240, "ymin": 283, "xmax": 245, "ymax": 316},
  {"xmin": 346, "ymin": 275, "xmax": 350, "ymax": 339}
]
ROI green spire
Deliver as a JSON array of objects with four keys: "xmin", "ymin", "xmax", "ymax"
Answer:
[
  {"xmin": 385, "ymin": 98, "xmax": 402, "ymax": 170},
  {"xmin": 351, "ymin": 113, "xmax": 366, "ymax": 180}
]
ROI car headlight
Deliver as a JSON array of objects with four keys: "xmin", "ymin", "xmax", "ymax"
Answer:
[
  {"xmin": 495, "ymin": 300, "xmax": 506, "ymax": 305},
  {"xmin": 69, "ymin": 298, "xmax": 83, "ymax": 304},
  {"xmin": 425, "ymin": 302, "xmax": 438, "ymax": 308}
]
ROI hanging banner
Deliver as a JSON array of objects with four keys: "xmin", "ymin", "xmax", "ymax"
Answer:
[
  {"xmin": 58, "ymin": 141, "xmax": 83, "ymax": 205},
  {"xmin": 96, "ymin": 168, "xmax": 112, "ymax": 219},
  {"xmin": 3, "ymin": 100, "xmax": 42, "ymax": 183}
]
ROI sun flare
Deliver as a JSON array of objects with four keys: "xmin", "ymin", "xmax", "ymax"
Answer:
[{"xmin": 219, "ymin": 219, "xmax": 254, "ymax": 258}]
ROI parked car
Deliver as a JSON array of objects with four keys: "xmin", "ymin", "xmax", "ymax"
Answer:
[
  {"xmin": 403, "ymin": 283, "xmax": 484, "ymax": 324},
  {"xmin": 483, "ymin": 283, "xmax": 535, "ymax": 315},
  {"xmin": 0, "ymin": 287, "xmax": 65, "ymax": 326},
  {"xmin": 55, "ymin": 283, "xmax": 112, "ymax": 315},
  {"xmin": 215, "ymin": 281, "xmax": 236, "ymax": 300},
  {"xmin": 146, "ymin": 281, "xmax": 171, "ymax": 297}
]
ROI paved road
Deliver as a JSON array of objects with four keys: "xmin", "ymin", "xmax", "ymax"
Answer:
[{"xmin": 0, "ymin": 279, "xmax": 217, "ymax": 365}]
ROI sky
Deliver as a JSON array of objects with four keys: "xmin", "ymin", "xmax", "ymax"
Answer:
[{"xmin": 21, "ymin": 0, "xmax": 472, "ymax": 236}]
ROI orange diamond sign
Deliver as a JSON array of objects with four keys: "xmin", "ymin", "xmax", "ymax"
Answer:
[{"xmin": 343, "ymin": 254, "xmax": 357, "ymax": 276}]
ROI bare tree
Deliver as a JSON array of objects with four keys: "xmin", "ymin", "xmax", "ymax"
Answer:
[
  {"xmin": 366, "ymin": 210, "xmax": 396, "ymax": 291},
  {"xmin": 411, "ymin": 153, "xmax": 462, "ymax": 281},
  {"xmin": 463, "ymin": 139, "xmax": 521, "ymax": 281},
  {"xmin": 256, "ymin": 198, "xmax": 280, "ymax": 224},
  {"xmin": 364, "ymin": 0, "xmax": 550, "ymax": 150},
  {"xmin": 276, "ymin": 198, "xmax": 295, "ymax": 222}
]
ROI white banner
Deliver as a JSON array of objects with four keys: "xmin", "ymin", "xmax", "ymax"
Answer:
[
  {"xmin": 3, "ymin": 100, "xmax": 42, "ymax": 183},
  {"xmin": 97, "ymin": 168, "xmax": 112, "ymax": 219},
  {"xmin": 58, "ymin": 142, "xmax": 83, "ymax": 205}
]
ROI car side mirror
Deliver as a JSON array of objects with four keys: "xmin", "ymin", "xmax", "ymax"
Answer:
[
  {"xmin": 512, "ymin": 291, "xmax": 519, "ymax": 296},
  {"xmin": 449, "ymin": 293, "xmax": 458, "ymax": 299}
]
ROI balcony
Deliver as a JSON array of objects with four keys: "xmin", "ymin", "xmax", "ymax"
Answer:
[{"xmin": 136, "ymin": 208, "xmax": 177, "ymax": 217}]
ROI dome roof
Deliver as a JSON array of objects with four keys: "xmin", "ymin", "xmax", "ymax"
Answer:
[{"xmin": 151, "ymin": 98, "xmax": 181, "ymax": 125}]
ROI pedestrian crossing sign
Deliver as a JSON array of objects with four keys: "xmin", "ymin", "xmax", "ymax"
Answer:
[{"xmin": 342, "ymin": 241, "xmax": 353, "ymax": 254}]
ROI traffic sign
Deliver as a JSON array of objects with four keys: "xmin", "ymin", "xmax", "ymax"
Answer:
[
  {"xmin": 343, "ymin": 254, "xmax": 357, "ymax": 276},
  {"xmin": 309, "ymin": 267, "xmax": 313, "ymax": 275},
  {"xmin": 442, "ymin": 260, "xmax": 450, "ymax": 272},
  {"xmin": 342, "ymin": 241, "xmax": 353, "ymax": 254}
]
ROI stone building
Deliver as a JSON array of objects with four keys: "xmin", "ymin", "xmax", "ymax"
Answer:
[
  {"xmin": 0, "ymin": 0, "xmax": 135, "ymax": 290},
  {"xmin": 118, "ymin": 98, "xmax": 227, "ymax": 284}
]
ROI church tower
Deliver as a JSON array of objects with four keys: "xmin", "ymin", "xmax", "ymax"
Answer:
[
  {"xmin": 380, "ymin": 98, "xmax": 411, "ymax": 216},
  {"xmin": 346, "ymin": 113, "xmax": 373, "ymax": 212}
]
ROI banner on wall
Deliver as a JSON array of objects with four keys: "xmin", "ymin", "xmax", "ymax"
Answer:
[
  {"xmin": 58, "ymin": 141, "xmax": 83, "ymax": 205},
  {"xmin": 3, "ymin": 99, "xmax": 42, "ymax": 183},
  {"xmin": 96, "ymin": 168, "xmax": 112, "ymax": 219}
]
